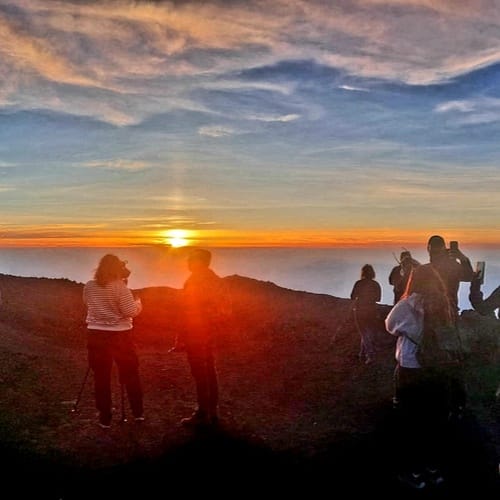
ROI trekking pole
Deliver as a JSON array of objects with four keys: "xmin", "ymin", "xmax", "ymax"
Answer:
[{"xmin": 71, "ymin": 365, "xmax": 91, "ymax": 413}]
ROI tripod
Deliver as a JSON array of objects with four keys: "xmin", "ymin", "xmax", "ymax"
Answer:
[
  {"xmin": 71, "ymin": 365, "xmax": 90, "ymax": 413},
  {"xmin": 71, "ymin": 365, "xmax": 127, "ymax": 423}
]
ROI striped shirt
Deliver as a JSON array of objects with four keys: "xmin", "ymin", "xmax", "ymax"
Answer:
[{"xmin": 83, "ymin": 279, "xmax": 142, "ymax": 331}]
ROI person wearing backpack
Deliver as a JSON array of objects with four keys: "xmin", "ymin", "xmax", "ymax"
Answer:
[{"xmin": 385, "ymin": 264, "xmax": 454, "ymax": 490}]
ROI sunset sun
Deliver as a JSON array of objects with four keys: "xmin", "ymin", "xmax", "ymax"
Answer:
[{"xmin": 164, "ymin": 229, "xmax": 190, "ymax": 248}]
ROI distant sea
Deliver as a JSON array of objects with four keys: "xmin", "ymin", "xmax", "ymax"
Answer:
[{"xmin": 0, "ymin": 246, "xmax": 498, "ymax": 313}]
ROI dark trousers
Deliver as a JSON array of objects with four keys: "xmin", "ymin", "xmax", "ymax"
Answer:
[
  {"xmin": 186, "ymin": 344, "xmax": 218, "ymax": 417},
  {"xmin": 394, "ymin": 365, "xmax": 450, "ymax": 471},
  {"xmin": 87, "ymin": 330, "xmax": 143, "ymax": 420}
]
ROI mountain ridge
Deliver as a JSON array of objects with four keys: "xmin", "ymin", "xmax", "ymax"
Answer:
[{"xmin": 0, "ymin": 272, "xmax": 498, "ymax": 498}]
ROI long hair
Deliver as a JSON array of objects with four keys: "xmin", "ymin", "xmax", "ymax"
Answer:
[
  {"xmin": 361, "ymin": 264, "xmax": 375, "ymax": 280},
  {"xmin": 94, "ymin": 254, "xmax": 129, "ymax": 287},
  {"xmin": 403, "ymin": 264, "xmax": 454, "ymax": 328}
]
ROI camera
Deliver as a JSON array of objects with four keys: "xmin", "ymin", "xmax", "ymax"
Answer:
[{"xmin": 120, "ymin": 260, "xmax": 131, "ymax": 279}]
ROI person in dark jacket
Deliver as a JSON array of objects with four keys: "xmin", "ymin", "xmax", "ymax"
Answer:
[
  {"xmin": 389, "ymin": 250, "xmax": 420, "ymax": 305},
  {"xmin": 172, "ymin": 248, "xmax": 231, "ymax": 428},
  {"xmin": 469, "ymin": 275, "xmax": 500, "ymax": 319},
  {"xmin": 426, "ymin": 235, "xmax": 474, "ymax": 319},
  {"xmin": 426, "ymin": 235, "xmax": 474, "ymax": 419},
  {"xmin": 350, "ymin": 264, "xmax": 382, "ymax": 365}
]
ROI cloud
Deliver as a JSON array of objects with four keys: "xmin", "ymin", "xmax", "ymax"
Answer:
[
  {"xmin": 338, "ymin": 85, "xmax": 369, "ymax": 92},
  {"xmin": 248, "ymin": 113, "xmax": 300, "ymax": 122},
  {"xmin": 435, "ymin": 97, "xmax": 500, "ymax": 125},
  {"xmin": 198, "ymin": 125, "xmax": 237, "ymax": 137},
  {"xmin": 2, "ymin": 0, "xmax": 499, "ymax": 116},
  {"xmin": 83, "ymin": 159, "xmax": 151, "ymax": 170}
]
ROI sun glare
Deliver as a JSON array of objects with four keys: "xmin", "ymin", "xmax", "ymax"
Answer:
[{"xmin": 165, "ymin": 229, "xmax": 190, "ymax": 248}]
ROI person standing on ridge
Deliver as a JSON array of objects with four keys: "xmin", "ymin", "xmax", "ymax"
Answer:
[
  {"xmin": 389, "ymin": 250, "xmax": 420, "ymax": 305},
  {"xmin": 171, "ymin": 248, "xmax": 231, "ymax": 428},
  {"xmin": 426, "ymin": 235, "xmax": 474, "ymax": 319},
  {"xmin": 350, "ymin": 264, "xmax": 382, "ymax": 365},
  {"xmin": 83, "ymin": 254, "xmax": 144, "ymax": 429},
  {"xmin": 385, "ymin": 264, "xmax": 454, "ymax": 490},
  {"xmin": 424, "ymin": 235, "xmax": 474, "ymax": 419}
]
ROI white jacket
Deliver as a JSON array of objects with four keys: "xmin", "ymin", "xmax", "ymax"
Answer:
[{"xmin": 385, "ymin": 293, "xmax": 424, "ymax": 368}]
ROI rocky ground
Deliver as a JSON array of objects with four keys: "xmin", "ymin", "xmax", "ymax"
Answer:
[{"xmin": 0, "ymin": 273, "xmax": 498, "ymax": 498}]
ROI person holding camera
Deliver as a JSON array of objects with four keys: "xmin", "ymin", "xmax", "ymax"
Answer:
[
  {"xmin": 425, "ymin": 235, "xmax": 474, "ymax": 419},
  {"xmin": 469, "ymin": 274, "xmax": 500, "ymax": 320},
  {"xmin": 83, "ymin": 254, "xmax": 144, "ymax": 428},
  {"xmin": 426, "ymin": 235, "xmax": 474, "ymax": 319}
]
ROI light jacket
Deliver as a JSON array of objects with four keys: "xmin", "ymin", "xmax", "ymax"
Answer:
[
  {"xmin": 385, "ymin": 293, "xmax": 424, "ymax": 368},
  {"xmin": 83, "ymin": 279, "xmax": 142, "ymax": 331}
]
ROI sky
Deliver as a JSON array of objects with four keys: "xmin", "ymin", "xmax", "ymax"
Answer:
[{"xmin": 1, "ymin": 0, "xmax": 500, "ymax": 248}]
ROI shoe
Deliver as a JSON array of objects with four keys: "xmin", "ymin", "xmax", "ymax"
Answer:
[
  {"xmin": 425, "ymin": 468, "xmax": 444, "ymax": 486},
  {"xmin": 181, "ymin": 410, "xmax": 210, "ymax": 427},
  {"xmin": 398, "ymin": 471, "xmax": 426, "ymax": 490}
]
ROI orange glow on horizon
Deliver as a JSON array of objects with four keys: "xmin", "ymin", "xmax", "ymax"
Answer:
[
  {"xmin": 0, "ymin": 227, "xmax": 499, "ymax": 248},
  {"xmin": 161, "ymin": 229, "xmax": 192, "ymax": 248}
]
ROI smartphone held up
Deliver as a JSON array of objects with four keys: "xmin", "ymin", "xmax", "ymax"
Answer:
[{"xmin": 475, "ymin": 261, "xmax": 486, "ymax": 285}]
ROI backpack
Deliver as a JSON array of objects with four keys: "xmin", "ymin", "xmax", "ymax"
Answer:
[{"xmin": 414, "ymin": 323, "xmax": 464, "ymax": 368}]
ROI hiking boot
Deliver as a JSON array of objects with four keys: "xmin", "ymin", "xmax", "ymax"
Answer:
[
  {"xmin": 181, "ymin": 410, "xmax": 210, "ymax": 427},
  {"xmin": 398, "ymin": 471, "xmax": 426, "ymax": 490}
]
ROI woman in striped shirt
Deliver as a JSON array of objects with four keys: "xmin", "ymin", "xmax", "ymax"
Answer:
[{"xmin": 83, "ymin": 254, "xmax": 144, "ymax": 428}]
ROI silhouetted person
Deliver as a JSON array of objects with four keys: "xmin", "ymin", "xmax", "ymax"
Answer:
[
  {"xmin": 385, "ymin": 264, "xmax": 454, "ymax": 490},
  {"xmin": 389, "ymin": 250, "xmax": 420, "ymax": 304},
  {"xmin": 172, "ymin": 248, "xmax": 231, "ymax": 428},
  {"xmin": 350, "ymin": 264, "xmax": 382, "ymax": 365},
  {"xmin": 83, "ymin": 254, "xmax": 144, "ymax": 428},
  {"xmin": 469, "ymin": 273, "xmax": 500, "ymax": 406},
  {"xmin": 425, "ymin": 235, "xmax": 474, "ymax": 417},
  {"xmin": 426, "ymin": 235, "xmax": 474, "ymax": 319},
  {"xmin": 469, "ymin": 275, "xmax": 500, "ymax": 319}
]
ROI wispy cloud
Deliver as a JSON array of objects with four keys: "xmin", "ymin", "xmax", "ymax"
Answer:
[
  {"xmin": 436, "ymin": 97, "xmax": 500, "ymax": 125},
  {"xmin": 84, "ymin": 159, "xmax": 150, "ymax": 170},
  {"xmin": 198, "ymin": 125, "xmax": 238, "ymax": 137},
  {"xmin": 2, "ymin": 0, "xmax": 499, "ymax": 124},
  {"xmin": 338, "ymin": 85, "xmax": 369, "ymax": 92},
  {"xmin": 248, "ymin": 113, "xmax": 300, "ymax": 122}
]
